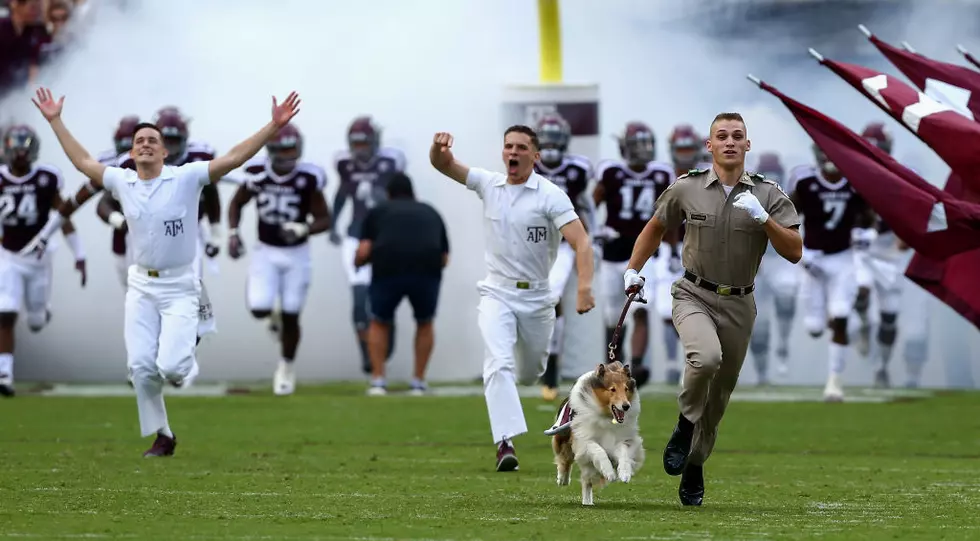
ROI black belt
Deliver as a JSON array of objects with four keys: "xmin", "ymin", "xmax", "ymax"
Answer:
[{"xmin": 684, "ymin": 270, "xmax": 754, "ymax": 296}]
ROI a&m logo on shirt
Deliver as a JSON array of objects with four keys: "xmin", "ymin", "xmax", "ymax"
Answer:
[
  {"xmin": 527, "ymin": 226, "xmax": 547, "ymax": 243},
  {"xmin": 164, "ymin": 218, "xmax": 184, "ymax": 237}
]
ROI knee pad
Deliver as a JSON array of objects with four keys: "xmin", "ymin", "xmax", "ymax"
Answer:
[
  {"xmin": 878, "ymin": 312, "xmax": 898, "ymax": 345},
  {"xmin": 251, "ymin": 309, "xmax": 272, "ymax": 320},
  {"xmin": 854, "ymin": 289, "xmax": 870, "ymax": 313},
  {"xmin": 352, "ymin": 285, "xmax": 370, "ymax": 331},
  {"xmin": 27, "ymin": 310, "xmax": 49, "ymax": 333},
  {"xmin": 774, "ymin": 294, "xmax": 796, "ymax": 320}
]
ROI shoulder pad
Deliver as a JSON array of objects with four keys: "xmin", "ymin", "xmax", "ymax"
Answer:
[{"xmin": 678, "ymin": 168, "xmax": 708, "ymax": 179}]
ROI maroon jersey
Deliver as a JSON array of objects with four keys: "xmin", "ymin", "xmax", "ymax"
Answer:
[
  {"xmin": 96, "ymin": 149, "xmax": 128, "ymax": 255},
  {"xmin": 242, "ymin": 158, "xmax": 326, "ymax": 247},
  {"xmin": 0, "ymin": 164, "xmax": 63, "ymax": 253},
  {"xmin": 597, "ymin": 159, "xmax": 673, "ymax": 262},
  {"xmin": 790, "ymin": 164, "xmax": 867, "ymax": 254},
  {"xmin": 535, "ymin": 154, "xmax": 592, "ymax": 244}
]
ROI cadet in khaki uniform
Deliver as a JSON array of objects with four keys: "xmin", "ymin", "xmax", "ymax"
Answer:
[{"xmin": 624, "ymin": 112, "xmax": 802, "ymax": 506}]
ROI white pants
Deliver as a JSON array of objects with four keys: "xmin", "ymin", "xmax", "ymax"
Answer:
[
  {"xmin": 477, "ymin": 276, "xmax": 556, "ymax": 444},
  {"xmin": 341, "ymin": 236, "xmax": 371, "ymax": 286},
  {"xmin": 600, "ymin": 258, "xmax": 655, "ymax": 327},
  {"xmin": 653, "ymin": 242, "xmax": 682, "ymax": 320},
  {"xmin": 0, "ymin": 248, "xmax": 53, "ymax": 329},
  {"xmin": 755, "ymin": 252, "xmax": 802, "ymax": 309},
  {"xmin": 855, "ymin": 251, "xmax": 904, "ymax": 314},
  {"xmin": 801, "ymin": 249, "xmax": 858, "ymax": 334},
  {"xmin": 247, "ymin": 242, "xmax": 312, "ymax": 314},
  {"xmin": 125, "ymin": 264, "xmax": 200, "ymax": 437}
]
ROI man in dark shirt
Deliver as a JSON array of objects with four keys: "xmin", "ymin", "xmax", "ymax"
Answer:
[{"xmin": 355, "ymin": 173, "xmax": 448, "ymax": 396}]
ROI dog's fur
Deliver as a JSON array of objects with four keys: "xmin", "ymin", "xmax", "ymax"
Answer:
[{"xmin": 551, "ymin": 361, "xmax": 645, "ymax": 506}]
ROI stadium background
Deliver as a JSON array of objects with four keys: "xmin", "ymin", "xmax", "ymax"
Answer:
[{"xmin": 1, "ymin": 0, "xmax": 979, "ymax": 389}]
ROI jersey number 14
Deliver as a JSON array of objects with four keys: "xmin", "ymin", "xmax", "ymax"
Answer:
[{"xmin": 618, "ymin": 185, "xmax": 655, "ymax": 221}]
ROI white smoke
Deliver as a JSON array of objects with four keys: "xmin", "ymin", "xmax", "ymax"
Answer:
[{"xmin": 5, "ymin": 0, "xmax": 977, "ymax": 385}]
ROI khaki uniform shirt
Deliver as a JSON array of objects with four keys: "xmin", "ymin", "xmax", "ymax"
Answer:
[{"xmin": 653, "ymin": 167, "xmax": 800, "ymax": 287}]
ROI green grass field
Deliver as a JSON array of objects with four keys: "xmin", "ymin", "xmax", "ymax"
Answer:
[{"xmin": 2, "ymin": 382, "xmax": 980, "ymax": 540}]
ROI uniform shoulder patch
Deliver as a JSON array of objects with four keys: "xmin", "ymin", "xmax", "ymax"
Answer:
[
  {"xmin": 677, "ymin": 168, "xmax": 708, "ymax": 179},
  {"xmin": 749, "ymin": 172, "xmax": 766, "ymax": 182}
]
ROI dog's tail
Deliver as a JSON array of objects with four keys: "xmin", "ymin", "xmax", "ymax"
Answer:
[{"xmin": 543, "ymin": 396, "xmax": 574, "ymax": 436}]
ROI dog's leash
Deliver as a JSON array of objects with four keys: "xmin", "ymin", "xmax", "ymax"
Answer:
[{"xmin": 608, "ymin": 290, "xmax": 643, "ymax": 362}]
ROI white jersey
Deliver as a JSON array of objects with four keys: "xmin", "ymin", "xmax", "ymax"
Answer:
[
  {"xmin": 466, "ymin": 167, "xmax": 578, "ymax": 284},
  {"xmin": 102, "ymin": 161, "xmax": 211, "ymax": 270}
]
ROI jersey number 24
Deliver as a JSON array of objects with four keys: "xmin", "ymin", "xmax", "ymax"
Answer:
[{"xmin": 0, "ymin": 193, "xmax": 39, "ymax": 227}]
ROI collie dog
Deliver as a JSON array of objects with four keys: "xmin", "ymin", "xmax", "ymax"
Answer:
[{"xmin": 546, "ymin": 361, "xmax": 645, "ymax": 506}]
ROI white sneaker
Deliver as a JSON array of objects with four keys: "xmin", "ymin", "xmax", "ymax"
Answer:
[
  {"xmin": 855, "ymin": 325, "xmax": 871, "ymax": 358},
  {"xmin": 823, "ymin": 374, "xmax": 844, "ymax": 402},
  {"xmin": 367, "ymin": 385, "xmax": 387, "ymax": 396},
  {"xmin": 273, "ymin": 361, "xmax": 295, "ymax": 396},
  {"xmin": 775, "ymin": 358, "xmax": 789, "ymax": 377}
]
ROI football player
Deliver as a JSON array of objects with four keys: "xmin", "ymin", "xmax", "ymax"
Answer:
[
  {"xmin": 95, "ymin": 115, "xmax": 139, "ymax": 288},
  {"xmin": 790, "ymin": 144, "xmax": 875, "ymax": 401},
  {"xmin": 655, "ymin": 124, "xmax": 709, "ymax": 385},
  {"xmin": 592, "ymin": 121, "xmax": 673, "ymax": 387},
  {"xmin": 747, "ymin": 151, "xmax": 800, "ymax": 384},
  {"xmin": 330, "ymin": 116, "xmax": 406, "ymax": 375},
  {"xmin": 227, "ymin": 124, "xmax": 332, "ymax": 396},
  {"xmin": 532, "ymin": 112, "xmax": 594, "ymax": 401},
  {"xmin": 853, "ymin": 122, "xmax": 929, "ymax": 388},
  {"xmin": 0, "ymin": 124, "xmax": 86, "ymax": 397}
]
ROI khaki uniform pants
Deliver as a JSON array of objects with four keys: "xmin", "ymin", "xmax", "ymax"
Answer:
[{"xmin": 671, "ymin": 278, "xmax": 756, "ymax": 466}]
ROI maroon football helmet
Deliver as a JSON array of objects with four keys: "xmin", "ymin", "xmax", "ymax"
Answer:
[
  {"xmin": 348, "ymin": 116, "xmax": 380, "ymax": 163},
  {"xmin": 861, "ymin": 121, "xmax": 893, "ymax": 155},
  {"xmin": 153, "ymin": 106, "xmax": 189, "ymax": 163},
  {"xmin": 266, "ymin": 124, "xmax": 303, "ymax": 172},
  {"xmin": 668, "ymin": 123, "xmax": 702, "ymax": 170},
  {"xmin": 619, "ymin": 121, "xmax": 655, "ymax": 166},
  {"xmin": 114, "ymin": 115, "xmax": 140, "ymax": 155},
  {"xmin": 754, "ymin": 152, "xmax": 784, "ymax": 181},
  {"xmin": 536, "ymin": 113, "xmax": 571, "ymax": 166},
  {"xmin": 2, "ymin": 124, "xmax": 40, "ymax": 168}
]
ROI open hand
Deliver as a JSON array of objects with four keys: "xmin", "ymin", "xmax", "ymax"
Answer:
[
  {"xmin": 31, "ymin": 87, "xmax": 64, "ymax": 122},
  {"xmin": 271, "ymin": 92, "xmax": 301, "ymax": 128}
]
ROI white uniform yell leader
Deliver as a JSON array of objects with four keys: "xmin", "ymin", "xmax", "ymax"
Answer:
[
  {"xmin": 22, "ymin": 87, "xmax": 302, "ymax": 457},
  {"xmin": 429, "ymin": 126, "xmax": 596, "ymax": 473}
]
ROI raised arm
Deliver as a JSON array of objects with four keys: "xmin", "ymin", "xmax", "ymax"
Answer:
[
  {"xmin": 207, "ymin": 92, "xmax": 301, "ymax": 182},
  {"xmin": 31, "ymin": 88, "xmax": 106, "ymax": 186},
  {"xmin": 429, "ymin": 132, "xmax": 470, "ymax": 184}
]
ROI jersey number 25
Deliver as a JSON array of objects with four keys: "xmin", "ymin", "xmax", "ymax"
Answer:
[{"xmin": 257, "ymin": 192, "xmax": 301, "ymax": 224}]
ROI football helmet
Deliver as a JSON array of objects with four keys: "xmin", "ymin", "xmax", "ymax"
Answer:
[
  {"xmin": 2, "ymin": 124, "xmax": 40, "ymax": 168},
  {"xmin": 536, "ymin": 113, "xmax": 571, "ymax": 166},
  {"xmin": 348, "ymin": 116, "xmax": 380, "ymax": 163},
  {"xmin": 619, "ymin": 121, "xmax": 655, "ymax": 166},
  {"xmin": 861, "ymin": 121, "xmax": 893, "ymax": 155},
  {"xmin": 668, "ymin": 123, "xmax": 702, "ymax": 170},
  {"xmin": 266, "ymin": 124, "xmax": 303, "ymax": 173},
  {"xmin": 153, "ymin": 106, "xmax": 189, "ymax": 164},
  {"xmin": 113, "ymin": 115, "xmax": 140, "ymax": 155}
]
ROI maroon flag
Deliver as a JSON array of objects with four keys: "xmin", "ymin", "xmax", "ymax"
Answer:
[
  {"xmin": 809, "ymin": 50, "xmax": 980, "ymax": 193},
  {"xmin": 859, "ymin": 25, "xmax": 980, "ymax": 120},
  {"xmin": 957, "ymin": 44, "xmax": 980, "ymax": 72},
  {"xmin": 906, "ymin": 172, "xmax": 980, "ymax": 330},
  {"xmin": 748, "ymin": 75, "xmax": 980, "ymax": 260}
]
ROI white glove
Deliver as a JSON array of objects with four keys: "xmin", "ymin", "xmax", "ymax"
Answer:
[
  {"xmin": 733, "ymin": 192, "xmax": 769, "ymax": 224},
  {"xmin": 851, "ymin": 227, "xmax": 878, "ymax": 251},
  {"xmin": 623, "ymin": 269, "xmax": 647, "ymax": 303},
  {"xmin": 593, "ymin": 225, "xmax": 621, "ymax": 243},
  {"xmin": 107, "ymin": 211, "xmax": 126, "ymax": 230},
  {"xmin": 281, "ymin": 222, "xmax": 310, "ymax": 243}
]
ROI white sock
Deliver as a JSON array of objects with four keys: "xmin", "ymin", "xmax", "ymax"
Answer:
[
  {"xmin": 0, "ymin": 353, "xmax": 12, "ymax": 376},
  {"xmin": 371, "ymin": 377, "xmax": 385, "ymax": 387},
  {"xmin": 412, "ymin": 377, "xmax": 426, "ymax": 388},
  {"xmin": 828, "ymin": 343, "xmax": 847, "ymax": 376}
]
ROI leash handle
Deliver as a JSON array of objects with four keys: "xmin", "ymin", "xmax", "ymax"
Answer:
[{"xmin": 608, "ymin": 290, "xmax": 639, "ymax": 361}]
